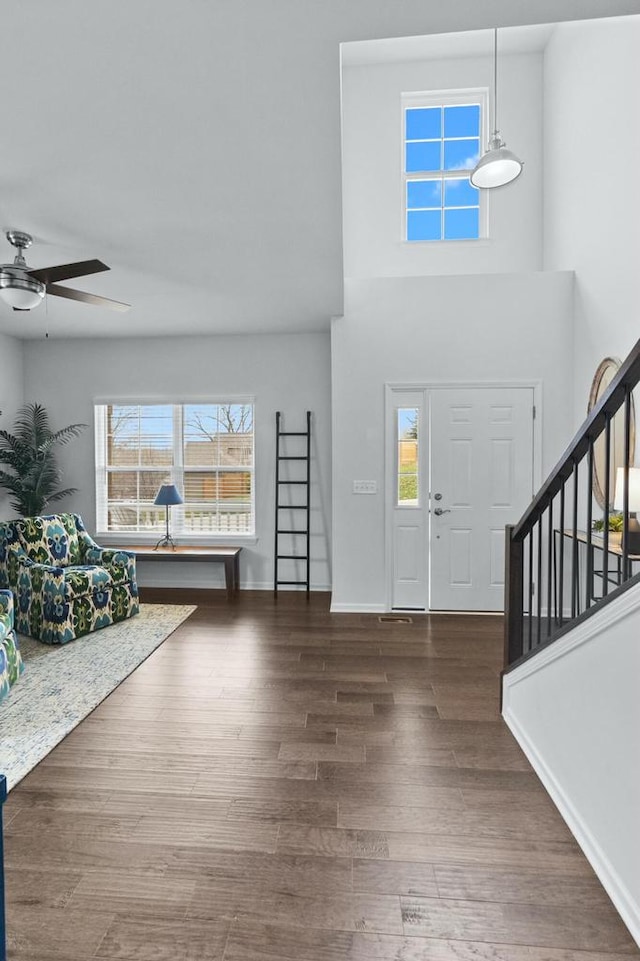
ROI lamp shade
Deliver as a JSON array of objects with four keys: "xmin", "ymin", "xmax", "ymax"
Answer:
[
  {"xmin": 613, "ymin": 467, "xmax": 640, "ymax": 512},
  {"xmin": 470, "ymin": 138, "xmax": 523, "ymax": 188},
  {"xmin": 469, "ymin": 28, "xmax": 524, "ymax": 190},
  {"xmin": 154, "ymin": 483, "xmax": 183, "ymax": 507}
]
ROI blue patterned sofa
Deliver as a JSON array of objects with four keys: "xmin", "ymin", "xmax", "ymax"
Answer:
[
  {"xmin": 0, "ymin": 589, "xmax": 23, "ymax": 701},
  {"xmin": 0, "ymin": 513, "xmax": 139, "ymax": 645}
]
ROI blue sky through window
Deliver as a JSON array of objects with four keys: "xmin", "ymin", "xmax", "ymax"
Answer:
[
  {"xmin": 444, "ymin": 178, "xmax": 478, "ymax": 207},
  {"xmin": 398, "ymin": 408, "xmax": 418, "ymax": 439},
  {"xmin": 443, "ymin": 138, "xmax": 480, "ymax": 171},
  {"xmin": 404, "ymin": 98, "xmax": 481, "ymax": 242},
  {"xmin": 407, "ymin": 177, "xmax": 479, "ymax": 242},
  {"xmin": 407, "ymin": 210, "xmax": 441, "ymax": 242},
  {"xmin": 407, "ymin": 180, "xmax": 441, "ymax": 209},
  {"xmin": 405, "ymin": 107, "xmax": 441, "ymax": 140},
  {"xmin": 444, "ymin": 208, "xmax": 479, "ymax": 241},
  {"xmin": 406, "ymin": 140, "xmax": 441, "ymax": 173},
  {"xmin": 443, "ymin": 105, "xmax": 480, "ymax": 138}
]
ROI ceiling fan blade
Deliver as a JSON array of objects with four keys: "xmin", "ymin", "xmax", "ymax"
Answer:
[
  {"xmin": 27, "ymin": 259, "xmax": 109, "ymax": 285},
  {"xmin": 46, "ymin": 283, "xmax": 130, "ymax": 312}
]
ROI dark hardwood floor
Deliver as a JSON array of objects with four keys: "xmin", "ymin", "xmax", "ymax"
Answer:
[{"xmin": 3, "ymin": 591, "xmax": 638, "ymax": 959}]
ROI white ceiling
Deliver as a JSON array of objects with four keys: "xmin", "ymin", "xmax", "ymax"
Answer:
[
  {"xmin": 341, "ymin": 24, "xmax": 557, "ymax": 67},
  {"xmin": 1, "ymin": 0, "xmax": 638, "ymax": 339}
]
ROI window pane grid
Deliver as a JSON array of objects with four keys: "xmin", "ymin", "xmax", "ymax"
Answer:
[
  {"xmin": 409, "ymin": 208, "xmax": 477, "ymax": 212},
  {"xmin": 98, "ymin": 403, "xmax": 255, "ymax": 535},
  {"xmin": 406, "ymin": 176, "xmax": 479, "ymax": 242},
  {"xmin": 406, "ymin": 136, "xmax": 482, "ymax": 144},
  {"xmin": 404, "ymin": 99, "xmax": 482, "ymax": 242}
]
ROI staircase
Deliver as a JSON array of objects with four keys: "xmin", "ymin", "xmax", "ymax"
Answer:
[
  {"xmin": 504, "ymin": 337, "xmax": 640, "ymax": 671},
  {"xmin": 502, "ymin": 337, "xmax": 640, "ymax": 949}
]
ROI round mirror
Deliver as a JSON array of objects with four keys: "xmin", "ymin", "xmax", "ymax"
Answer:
[{"xmin": 588, "ymin": 357, "xmax": 636, "ymax": 509}]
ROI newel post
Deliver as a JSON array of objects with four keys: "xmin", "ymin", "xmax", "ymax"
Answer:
[{"xmin": 504, "ymin": 525, "xmax": 524, "ymax": 669}]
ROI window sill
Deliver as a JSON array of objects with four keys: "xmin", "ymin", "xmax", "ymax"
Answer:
[
  {"xmin": 97, "ymin": 533, "xmax": 258, "ymax": 547},
  {"xmin": 402, "ymin": 237, "xmax": 492, "ymax": 247}
]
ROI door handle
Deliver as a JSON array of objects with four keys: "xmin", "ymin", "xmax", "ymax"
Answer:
[{"xmin": 433, "ymin": 507, "xmax": 451, "ymax": 516}]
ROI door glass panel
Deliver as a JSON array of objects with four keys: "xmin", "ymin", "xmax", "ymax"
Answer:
[{"xmin": 397, "ymin": 408, "xmax": 419, "ymax": 506}]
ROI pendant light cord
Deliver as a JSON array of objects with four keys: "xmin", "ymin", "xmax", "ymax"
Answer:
[{"xmin": 493, "ymin": 27, "xmax": 498, "ymax": 138}]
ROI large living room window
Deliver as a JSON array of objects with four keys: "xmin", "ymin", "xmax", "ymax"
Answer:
[{"xmin": 95, "ymin": 402, "xmax": 255, "ymax": 537}]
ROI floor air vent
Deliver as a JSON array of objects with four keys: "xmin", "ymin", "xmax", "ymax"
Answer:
[{"xmin": 378, "ymin": 615, "xmax": 413, "ymax": 624}]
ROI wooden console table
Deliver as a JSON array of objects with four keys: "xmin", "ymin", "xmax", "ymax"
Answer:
[
  {"xmin": 119, "ymin": 546, "xmax": 242, "ymax": 598},
  {"xmin": 554, "ymin": 529, "xmax": 640, "ymax": 617}
]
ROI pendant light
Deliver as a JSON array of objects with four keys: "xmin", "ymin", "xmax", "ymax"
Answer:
[{"xmin": 470, "ymin": 28, "xmax": 523, "ymax": 189}]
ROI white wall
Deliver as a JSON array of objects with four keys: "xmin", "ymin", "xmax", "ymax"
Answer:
[
  {"xmin": 0, "ymin": 332, "xmax": 25, "ymax": 520},
  {"xmin": 503, "ymin": 582, "xmax": 640, "ymax": 947},
  {"xmin": 543, "ymin": 16, "xmax": 640, "ymax": 429},
  {"xmin": 342, "ymin": 52, "xmax": 543, "ymax": 279},
  {"xmin": 23, "ymin": 333, "xmax": 332, "ymax": 592},
  {"xmin": 331, "ymin": 271, "xmax": 574, "ymax": 610}
]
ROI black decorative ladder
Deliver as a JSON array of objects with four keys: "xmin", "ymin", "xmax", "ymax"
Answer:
[{"xmin": 274, "ymin": 411, "xmax": 311, "ymax": 594}]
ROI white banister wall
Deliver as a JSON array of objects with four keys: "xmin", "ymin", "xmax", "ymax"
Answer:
[
  {"xmin": 503, "ymin": 584, "xmax": 640, "ymax": 948},
  {"xmin": 543, "ymin": 15, "xmax": 640, "ymax": 436}
]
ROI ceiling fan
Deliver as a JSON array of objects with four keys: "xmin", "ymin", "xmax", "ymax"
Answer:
[{"xmin": 0, "ymin": 229, "xmax": 130, "ymax": 312}]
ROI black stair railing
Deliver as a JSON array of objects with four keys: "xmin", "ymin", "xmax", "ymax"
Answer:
[{"xmin": 504, "ymin": 338, "xmax": 640, "ymax": 672}]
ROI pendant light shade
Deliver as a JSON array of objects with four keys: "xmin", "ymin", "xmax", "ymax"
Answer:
[
  {"xmin": 470, "ymin": 137, "xmax": 523, "ymax": 188},
  {"xmin": 470, "ymin": 29, "xmax": 523, "ymax": 189}
]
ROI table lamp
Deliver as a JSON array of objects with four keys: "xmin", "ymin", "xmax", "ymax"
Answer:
[
  {"xmin": 153, "ymin": 483, "xmax": 183, "ymax": 550},
  {"xmin": 613, "ymin": 467, "xmax": 640, "ymax": 554}
]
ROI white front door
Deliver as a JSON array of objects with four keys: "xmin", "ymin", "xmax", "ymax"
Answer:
[{"xmin": 429, "ymin": 387, "xmax": 534, "ymax": 611}]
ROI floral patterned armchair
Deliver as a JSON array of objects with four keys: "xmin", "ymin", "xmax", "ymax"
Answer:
[
  {"xmin": 0, "ymin": 513, "xmax": 139, "ymax": 644},
  {"xmin": 0, "ymin": 589, "xmax": 23, "ymax": 701}
]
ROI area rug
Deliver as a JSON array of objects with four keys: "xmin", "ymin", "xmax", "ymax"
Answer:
[{"xmin": 0, "ymin": 604, "xmax": 195, "ymax": 790}]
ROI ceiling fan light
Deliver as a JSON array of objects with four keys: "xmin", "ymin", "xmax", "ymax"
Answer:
[
  {"xmin": 470, "ymin": 136, "xmax": 523, "ymax": 188},
  {"xmin": 0, "ymin": 271, "xmax": 45, "ymax": 310}
]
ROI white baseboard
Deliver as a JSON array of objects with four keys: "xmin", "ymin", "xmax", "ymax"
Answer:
[
  {"xmin": 503, "ymin": 705, "xmax": 640, "ymax": 947},
  {"xmin": 503, "ymin": 583, "xmax": 640, "ymax": 948},
  {"xmin": 329, "ymin": 602, "xmax": 387, "ymax": 614},
  {"xmin": 244, "ymin": 581, "xmax": 331, "ymax": 592},
  {"xmin": 139, "ymin": 578, "xmax": 331, "ymax": 592}
]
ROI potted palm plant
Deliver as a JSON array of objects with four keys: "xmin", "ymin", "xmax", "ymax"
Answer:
[{"xmin": 0, "ymin": 403, "xmax": 87, "ymax": 516}]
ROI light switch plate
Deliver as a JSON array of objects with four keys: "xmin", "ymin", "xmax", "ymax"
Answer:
[{"xmin": 353, "ymin": 480, "xmax": 377, "ymax": 494}]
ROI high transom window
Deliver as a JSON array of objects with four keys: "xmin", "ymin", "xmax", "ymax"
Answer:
[
  {"xmin": 403, "ymin": 90, "xmax": 487, "ymax": 243},
  {"xmin": 95, "ymin": 402, "xmax": 254, "ymax": 536}
]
